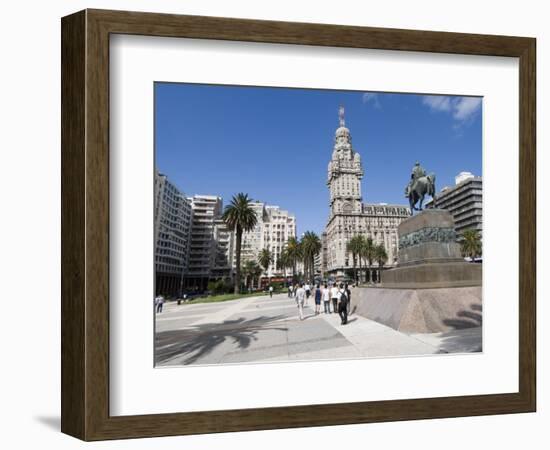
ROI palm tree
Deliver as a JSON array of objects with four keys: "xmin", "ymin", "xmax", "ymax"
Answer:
[
  {"xmin": 374, "ymin": 244, "xmax": 388, "ymax": 283},
  {"xmin": 278, "ymin": 248, "xmax": 290, "ymax": 276},
  {"xmin": 222, "ymin": 193, "xmax": 258, "ymax": 294},
  {"xmin": 285, "ymin": 236, "xmax": 302, "ymax": 283},
  {"xmin": 258, "ymin": 248, "xmax": 273, "ymax": 284},
  {"xmin": 242, "ymin": 259, "xmax": 261, "ymax": 290},
  {"xmin": 460, "ymin": 229, "xmax": 482, "ymax": 260},
  {"xmin": 240, "ymin": 259, "xmax": 252, "ymax": 290},
  {"xmin": 360, "ymin": 236, "xmax": 375, "ymax": 283},
  {"xmin": 301, "ymin": 231, "xmax": 322, "ymax": 283},
  {"xmin": 251, "ymin": 263, "xmax": 263, "ymax": 290},
  {"xmin": 346, "ymin": 235, "xmax": 364, "ymax": 284}
]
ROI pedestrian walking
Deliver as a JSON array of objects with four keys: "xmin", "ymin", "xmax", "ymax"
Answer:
[
  {"xmin": 314, "ymin": 284, "xmax": 322, "ymax": 315},
  {"xmin": 155, "ymin": 294, "xmax": 164, "ymax": 314},
  {"xmin": 338, "ymin": 284, "xmax": 348, "ymax": 325},
  {"xmin": 322, "ymin": 284, "xmax": 331, "ymax": 313},
  {"xmin": 269, "ymin": 285, "xmax": 274, "ymax": 298},
  {"xmin": 295, "ymin": 283, "xmax": 306, "ymax": 320},
  {"xmin": 304, "ymin": 282, "xmax": 311, "ymax": 306},
  {"xmin": 330, "ymin": 283, "xmax": 339, "ymax": 314},
  {"xmin": 288, "ymin": 284, "xmax": 293, "ymax": 298},
  {"xmin": 345, "ymin": 283, "xmax": 351, "ymax": 314}
]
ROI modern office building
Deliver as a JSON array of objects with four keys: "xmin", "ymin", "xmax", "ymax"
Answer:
[
  {"xmin": 154, "ymin": 172, "xmax": 193, "ymax": 296},
  {"xmin": 324, "ymin": 107, "xmax": 410, "ymax": 280},
  {"xmin": 428, "ymin": 172, "xmax": 483, "ymax": 238},
  {"xmin": 186, "ymin": 195, "xmax": 225, "ymax": 290}
]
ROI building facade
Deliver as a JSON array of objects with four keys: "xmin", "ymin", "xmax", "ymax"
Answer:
[
  {"xmin": 239, "ymin": 201, "xmax": 297, "ymax": 279},
  {"xmin": 187, "ymin": 195, "xmax": 226, "ymax": 290},
  {"xmin": 324, "ymin": 107, "xmax": 409, "ymax": 280},
  {"xmin": 211, "ymin": 219, "xmax": 235, "ymax": 280},
  {"xmin": 154, "ymin": 172, "xmax": 193, "ymax": 296},
  {"xmin": 428, "ymin": 172, "xmax": 483, "ymax": 238},
  {"xmin": 264, "ymin": 205, "xmax": 297, "ymax": 278}
]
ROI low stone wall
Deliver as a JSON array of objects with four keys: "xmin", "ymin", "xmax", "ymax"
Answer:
[{"xmin": 351, "ymin": 286, "xmax": 482, "ymax": 334}]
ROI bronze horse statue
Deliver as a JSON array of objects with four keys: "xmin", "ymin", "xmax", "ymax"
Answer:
[{"xmin": 407, "ymin": 173, "xmax": 436, "ymax": 215}]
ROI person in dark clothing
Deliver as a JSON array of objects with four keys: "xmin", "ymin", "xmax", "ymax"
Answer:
[
  {"xmin": 338, "ymin": 284, "xmax": 348, "ymax": 325},
  {"xmin": 314, "ymin": 284, "xmax": 322, "ymax": 315},
  {"xmin": 345, "ymin": 283, "xmax": 351, "ymax": 314}
]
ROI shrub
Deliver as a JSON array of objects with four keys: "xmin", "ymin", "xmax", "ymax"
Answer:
[{"xmin": 207, "ymin": 279, "xmax": 226, "ymax": 295}]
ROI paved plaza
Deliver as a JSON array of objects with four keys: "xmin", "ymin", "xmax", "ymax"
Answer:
[{"xmin": 155, "ymin": 293, "xmax": 482, "ymax": 366}]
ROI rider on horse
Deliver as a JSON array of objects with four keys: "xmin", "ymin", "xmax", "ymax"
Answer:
[
  {"xmin": 405, "ymin": 161, "xmax": 436, "ymax": 215},
  {"xmin": 405, "ymin": 161, "xmax": 426, "ymax": 198}
]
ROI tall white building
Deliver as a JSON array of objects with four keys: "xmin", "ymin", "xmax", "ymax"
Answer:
[
  {"xmin": 239, "ymin": 201, "xmax": 267, "ymax": 267},
  {"xmin": 239, "ymin": 201, "xmax": 297, "ymax": 278},
  {"xmin": 324, "ymin": 107, "xmax": 409, "ymax": 280},
  {"xmin": 211, "ymin": 218, "xmax": 235, "ymax": 280},
  {"xmin": 154, "ymin": 172, "xmax": 193, "ymax": 295}
]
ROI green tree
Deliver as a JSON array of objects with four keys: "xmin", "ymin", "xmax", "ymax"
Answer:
[
  {"xmin": 258, "ymin": 248, "xmax": 273, "ymax": 283},
  {"xmin": 460, "ymin": 229, "xmax": 482, "ymax": 259},
  {"xmin": 301, "ymin": 231, "xmax": 321, "ymax": 283},
  {"xmin": 347, "ymin": 235, "xmax": 364, "ymax": 284},
  {"xmin": 285, "ymin": 236, "xmax": 302, "ymax": 283},
  {"xmin": 222, "ymin": 193, "xmax": 258, "ymax": 294},
  {"xmin": 374, "ymin": 244, "xmax": 388, "ymax": 269},
  {"xmin": 251, "ymin": 263, "xmax": 263, "ymax": 290},
  {"xmin": 278, "ymin": 248, "xmax": 290, "ymax": 276},
  {"xmin": 360, "ymin": 236, "xmax": 375, "ymax": 283},
  {"xmin": 242, "ymin": 259, "xmax": 260, "ymax": 290},
  {"xmin": 374, "ymin": 244, "xmax": 388, "ymax": 283}
]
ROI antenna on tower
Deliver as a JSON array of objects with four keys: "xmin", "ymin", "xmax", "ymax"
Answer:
[{"xmin": 338, "ymin": 105, "xmax": 345, "ymax": 127}]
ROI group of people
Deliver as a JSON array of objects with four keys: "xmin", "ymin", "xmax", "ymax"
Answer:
[{"xmin": 289, "ymin": 282, "xmax": 352, "ymax": 325}]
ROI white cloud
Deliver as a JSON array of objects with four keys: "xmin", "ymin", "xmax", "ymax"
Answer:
[
  {"xmin": 422, "ymin": 95, "xmax": 481, "ymax": 123},
  {"xmin": 452, "ymin": 97, "xmax": 482, "ymax": 121},
  {"xmin": 422, "ymin": 95, "xmax": 452, "ymax": 112},
  {"xmin": 362, "ymin": 92, "xmax": 381, "ymax": 108}
]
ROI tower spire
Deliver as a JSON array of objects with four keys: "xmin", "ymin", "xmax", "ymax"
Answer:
[{"xmin": 339, "ymin": 105, "xmax": 345, "ymax": 127}]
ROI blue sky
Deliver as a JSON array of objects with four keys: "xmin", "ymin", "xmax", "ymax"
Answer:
[{"xmin": 155, "ymin": 83, "xmax": 482, "ymax": 236}]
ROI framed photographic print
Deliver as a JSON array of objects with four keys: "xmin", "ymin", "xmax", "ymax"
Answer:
[{"xmin": 61, "ymin": 9, "xmax": 536, "ymax": 441}]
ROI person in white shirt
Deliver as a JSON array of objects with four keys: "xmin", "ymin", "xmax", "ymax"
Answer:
[
  {"xmin": 330, "ymin": 284, "xmax": 339, "ymax": 314},
  {"xmin": 322, "ymin": 284, "xmax": 331, "ymax": 313},
  {"xmin": 155, "ymin": 295, "xmax": 164, "ymax": 314},
  {"xmin": 295, "ymin": 283, "xmax": 306, "ymax": 320},
  {"xmin": 269, "ymin": 285, "xmax": 274, "ymax": 298}
]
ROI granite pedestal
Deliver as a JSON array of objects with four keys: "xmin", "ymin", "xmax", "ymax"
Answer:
[{"xmin": 382, "ymin": 209, "xmax": 481, "ymax": 289}]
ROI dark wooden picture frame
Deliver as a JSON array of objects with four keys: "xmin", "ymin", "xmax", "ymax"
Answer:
[{"xmin": 61, "ymin": 9, "xmax": 536, "ymax": 441}]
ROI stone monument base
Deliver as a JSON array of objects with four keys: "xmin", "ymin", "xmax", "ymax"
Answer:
[
  {"xmin": 381, "ymin": 261, "xmax": 482, "ymax": 289},
  {"xmin": 381, "ymin": 208, "xmax": 482, "ymax": 289},
  {"xmin": 352, "ymin": 286, "xmax": 482, "ymax": 334}
]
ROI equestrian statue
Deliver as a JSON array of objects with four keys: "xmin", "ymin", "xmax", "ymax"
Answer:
[{"xmin": 405, "ymin": 161, "xmax": 436, "ymax": 215}]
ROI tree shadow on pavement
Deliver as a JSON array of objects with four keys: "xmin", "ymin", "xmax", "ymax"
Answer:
[
  {"xmin": 442, "ymin": 303, "xmax": 482, "ymax": 330},
  {"xmin": 155, "ymin": 315, "xmax": 288, "ymax": 365},
  {"xmin": 438, "ymin": 303, "xmax": 483, "ymax": 353}
]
